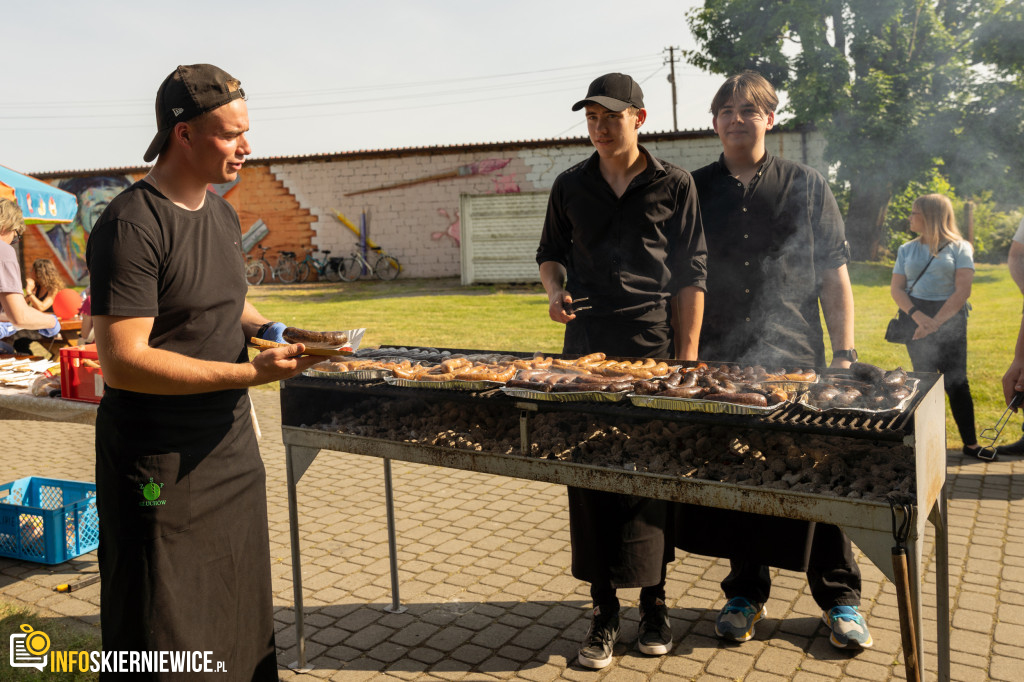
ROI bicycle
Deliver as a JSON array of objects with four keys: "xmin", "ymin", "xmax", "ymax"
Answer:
[
  {"xmin": 337, "ymin": 245, "xmax": 402, "ymax": 282},
  {"xmin": 245, "ymin": 244, "xmax": 299, "ymax": 285},
  {"xmin": 296, "ymin": 246, "xmax": 343, "ymax": 283}
]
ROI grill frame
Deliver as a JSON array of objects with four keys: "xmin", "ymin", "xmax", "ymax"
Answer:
[{"xmin": 278, "ymin": 350, "xmax": 949, "ymax": 678}]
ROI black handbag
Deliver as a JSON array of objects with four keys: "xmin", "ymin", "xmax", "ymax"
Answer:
[
  {"xmin": 885, "ymin": 248, "xmax": 941, "ymax": 344},
  {"xmin": 885, "ymin": 310, "xmax": 917, "ymax": 343}
]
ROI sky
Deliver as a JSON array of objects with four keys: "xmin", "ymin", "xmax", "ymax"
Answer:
[{"xmin": 2, "ymin": 0, "xmax": 736, "ymax": 175}]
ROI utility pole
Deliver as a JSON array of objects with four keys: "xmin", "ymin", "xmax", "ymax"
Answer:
[{"xmin": 664, "ymin": 46, "xmax": 681, "ymax": 132}]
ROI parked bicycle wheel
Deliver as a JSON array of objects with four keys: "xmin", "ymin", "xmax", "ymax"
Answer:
[
  {"xmin": 276, "ymin": 258, "xmax": 298, "ymax": 284},
  {"xmin": 336, "ymin": 255, "xmax": 362, "ymax": 282},
  {"xmin": 374, "ymin": 254, "xmax": 401, "ymax": 280},
  {"xmin": 296, "ymin": 262, "xmax": 311, "ymax": 283},
  {"xmin": 325, "ymin": 258, "xmax": 343, "ymax": 282},
  {"xmin": 245, "ymin": 260, "xmax": 266, "ymax": 286}
]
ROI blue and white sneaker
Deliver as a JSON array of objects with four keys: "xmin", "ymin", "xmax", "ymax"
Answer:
[
  {"xmin": 823, "ymin": 605, "xmax": 873, "ymax": 649},
  {"xmin": 715, "ymin": 596, "xmax": 766, "ymax": 642}
]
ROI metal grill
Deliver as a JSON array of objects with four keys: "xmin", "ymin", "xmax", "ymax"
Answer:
[
  {"xmin": 278, "ymin": 349, "xmax": 950, "ymax": 678},
  {"xmin": 284, "ymin": 368, "xmax": 937, "ymax": 444}
]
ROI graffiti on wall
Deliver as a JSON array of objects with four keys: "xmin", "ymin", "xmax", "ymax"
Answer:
[
  {"xmin": 491, "ymin": 174, "xmax": 520, "ymax": 194},
  {"xmin": 346, "ymin": 158, "xmax": 512, "ymax": 197},
  {"xmin": 432, "ymin": 208, "xmax": 460, "ymax": 245},
  {"xmin": 45, "ymin": 175, "xmax": 134, "ymax": 284}
]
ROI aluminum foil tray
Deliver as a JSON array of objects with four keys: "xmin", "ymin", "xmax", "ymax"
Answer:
[
  {"xmin": 501, "ymin": 387, "xmax": 629, "ymax": 403},
  {"xmin": 304, "ymin": 368, "xmax": 390, "ymax": 381},
  {"xmin": 385, "ymin": 376, "xmax": 504, "ymax": 391},
  {"xmin": 629, "ymin": 393, "xmax": 786, "ymax": 415},
  {"xmin": 798, "ymin": 378, "xmax": 919, "ymax": 415},
  {"xmin": 759, "ymin": 379, "xmax": 818, "ymax": 393}
]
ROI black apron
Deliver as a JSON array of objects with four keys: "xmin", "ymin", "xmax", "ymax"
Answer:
[
  {"xmin": 674, "ymin": 337, "xmax": 816, "ymax": 572},
  {"xmin": 96, "ymin": 388, "xmax": 277, "ymax": 681},
  {"xmin": 564, "ymin": 314, "xmax": 675, "ymax": 588}
]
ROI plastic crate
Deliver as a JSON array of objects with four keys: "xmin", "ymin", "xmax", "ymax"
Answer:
[
  {"xmin": 59, "ymin": 344, "xmax": 104, "ymax": 403},
  {"xmin": 0, "ymin": 477, "xmax": 99, "ymax": 564}
]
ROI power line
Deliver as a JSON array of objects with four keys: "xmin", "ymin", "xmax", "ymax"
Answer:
[
  {"xmin": 0, "ymin": 53, "xmax": 672, "ymax": 112},
  {"xmin": 553, "ymin": 65, "xmax": 668, "ymax": 137}
]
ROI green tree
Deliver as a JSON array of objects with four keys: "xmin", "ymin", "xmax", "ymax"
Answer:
[{"xmin": 686, "ymin": 0, "xmax": 1024, "ymax": 260}]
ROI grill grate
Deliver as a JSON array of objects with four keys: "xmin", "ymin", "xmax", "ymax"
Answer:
[{"xmin": 283, "ymin": 349, "xmax": 938, "ymax": 443}]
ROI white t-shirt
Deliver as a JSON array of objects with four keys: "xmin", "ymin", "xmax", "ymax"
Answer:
[{"xmin": 1013, "ymin": 217, "xmax": 1024, "ymax": 244}]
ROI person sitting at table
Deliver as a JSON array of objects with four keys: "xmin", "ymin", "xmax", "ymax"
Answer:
[
  {"xmin": 24, "ymin": 258, "xmax": 65, "ymax": 313},
  {"xmin": 0, "ymin": 199, "xmax": 61, "ymax": 354}
]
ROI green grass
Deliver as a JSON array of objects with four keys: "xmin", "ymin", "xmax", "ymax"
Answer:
[
  {"xmin": 247, "ymin": 264, "xmax": 1021, "ymax": 448},
  {"xmin": 0, "ymin": 601, "xmax": 100, "ymax": 681}
]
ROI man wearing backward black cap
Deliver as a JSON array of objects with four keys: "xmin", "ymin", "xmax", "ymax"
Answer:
[
  {"xmin": 536, "ymin": 73, "xmax": 707, "ymax": 670},
  {"xmin": 87, "ymin": 64, "xmax": 322, "ymax": 680}
]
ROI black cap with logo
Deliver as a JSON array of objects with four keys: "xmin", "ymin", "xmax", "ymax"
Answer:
[
  {"xmin": 571, "ymin": 73, "xmax": 645, "ymax": 112},
  {"xmin": 143, "ymin": 64, "xmax": 246, "ymax": 162}
]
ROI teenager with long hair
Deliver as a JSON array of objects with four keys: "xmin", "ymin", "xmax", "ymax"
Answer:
[
  {"xmin": 25, "ymin": 258, "xmax": 65, "ymax": 312},
  {"xmin": 890, "ymin": 193, "xmax": 979, "ymax": 456}
]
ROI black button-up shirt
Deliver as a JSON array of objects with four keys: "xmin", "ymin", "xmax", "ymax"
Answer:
[
  {"xmin": 694, "ymin": 153, "xmax": 848, "ymax": 368},
  {"xmin": 537, "ymin": 147, "xmax": 707, "ymax": 322}
]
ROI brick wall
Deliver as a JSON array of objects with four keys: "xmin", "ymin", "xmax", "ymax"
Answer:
[{"xmin": 228, "ymin": 165, "xmax": 316, "ymax": 271}]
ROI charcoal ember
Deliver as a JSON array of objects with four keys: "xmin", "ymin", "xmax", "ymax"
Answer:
[{"xmin": 315, "ymin": 393, "xmax": 915, "ymax": 501}]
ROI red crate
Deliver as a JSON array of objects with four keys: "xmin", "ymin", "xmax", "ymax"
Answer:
[{"xmin": 59, "ymin": 345, "xmax": 104, "ymax": 404}]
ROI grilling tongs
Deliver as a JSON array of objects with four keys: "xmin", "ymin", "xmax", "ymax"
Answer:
[
  {"xmin": 976, "ymin": 390, "xmax": 1024, "ymax": 460},
  {"xmin": 562, "ymin": 296, "xmax": 591, "ymax": 316}
]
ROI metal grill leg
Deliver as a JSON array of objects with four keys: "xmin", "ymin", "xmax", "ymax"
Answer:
[
  {"xmin": 286, "ymin": 445, "xmax": 319, "ymax": 672},
  {"xmin": 930, "ymin": 488, "xmax": 950, "ymax": 682},
  {"xmin": 383, "ymin": 458, "xmax": 407, "ymax": 613}
]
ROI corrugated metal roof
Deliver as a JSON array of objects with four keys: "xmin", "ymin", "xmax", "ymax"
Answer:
[{"xmin": 29, "ymin": 125, "xmax": 810, "ymax": 179}]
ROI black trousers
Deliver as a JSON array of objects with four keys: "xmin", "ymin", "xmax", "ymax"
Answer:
[
  {"xmin": 564, "ymin": 314, "xmax": 674, "ymax": 595},
  {"xmin": 905, "ymin": 296, "xmax": 976, "ymax": 445},
  {"xmin": 722, "ymin": 523, "xmax": 861, "ymax": 609},
  {"xmin": 96, "ymin": 389, "xmax": 278, "ymax": 681}
]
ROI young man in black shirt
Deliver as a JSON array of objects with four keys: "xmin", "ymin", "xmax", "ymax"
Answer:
[
  {"xmin": 676, "ymin": 70, "xmax": 872, "ymax": 651},
  {"xmin": 87, "ymin": 64, "xmax": 322, "ymax": 680},
  {"xmin": 537, "ymin": 73, "xmax": 707, "ymax": 669}
]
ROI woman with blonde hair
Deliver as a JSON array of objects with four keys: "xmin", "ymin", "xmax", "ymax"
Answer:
[
  {"xmin": 0, "ymin": 199, "xmax": 61, "ymax": 353},
  {"xmin": 890, "ymin": 193, "xmax": 979, "ymax": 456},
  {"xmin": 25, "ymin": 258, "xmax": 65, "ymax": 312}
]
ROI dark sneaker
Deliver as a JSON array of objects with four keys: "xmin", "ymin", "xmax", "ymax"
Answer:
[
  {"xmin": 577, "ymin": 606, "xmax": 619, "ymax": 669},
  {"xmin": 637, "ymin": 598, "xmax": 672, "ymax": 655},
  {"xmin": 823, "ymin": 605, "xmax": 873, "ymax": 649},
  {"xmin": 715, "ymin": 596, "xmax": 766, "ymax": 642},
  {"xmin": 998, "ymin": 436, "xmax": 1024, "ymax": 456}
]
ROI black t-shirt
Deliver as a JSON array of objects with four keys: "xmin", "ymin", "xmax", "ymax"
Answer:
[
  {"xmin": 536, "ymin": 148, "xmax": 707, "ymax": 322},
  {"xmin": 694, "ymin": 153, "xmax": 848, "ymax": 368},
  {"xmin": 86, "ymin": 181, "xmax": 248, "ymax": 370}
]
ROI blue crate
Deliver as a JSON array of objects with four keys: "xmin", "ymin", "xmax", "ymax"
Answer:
[{"xmin": 0, "ymin": 477, "xmax": 98, "ymax": 564}]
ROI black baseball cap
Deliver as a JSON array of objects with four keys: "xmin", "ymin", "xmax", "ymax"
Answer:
[
  {"xmin": 571, "ymin": 73, "xmax": 645, "ymax": 112},
  {"xmin": 143, "ymin": 64, "xmax": 246, "ymax": 162}
]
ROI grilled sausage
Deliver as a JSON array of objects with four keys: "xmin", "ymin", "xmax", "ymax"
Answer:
[
  {"xmin": 282, "ymin": 327, "xmax": 349, "ymax": 347},
  {"xmin": 633, "ymin": 380, "xmax": 659, "ymax": 395},
  {"xmin": 659, "ymin": 386, "xmax": 705, "ymax": 398},
  {"xmin": 706, "ymin": 392, "xmax": 769, "ymax": 407},
  {"xmin": 849, "ymin": 361, "xmax": 885, "ymax": 384},
  {"xmin": 882, "ymin": 367, "xmax": 908, "ymax": 388},
  {"xmin": 506, "ymin": 379, "xmax": 553, "ymax": 392}
]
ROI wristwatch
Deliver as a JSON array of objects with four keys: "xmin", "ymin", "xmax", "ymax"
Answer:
[{"xmin": 833, "ymin": 349, "xmax": 858, "ymax": 362}]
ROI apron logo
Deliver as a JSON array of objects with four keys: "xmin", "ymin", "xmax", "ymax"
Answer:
[{"xmin": 139, "ymin": 478, "xmax": 166, "ymax": 507}]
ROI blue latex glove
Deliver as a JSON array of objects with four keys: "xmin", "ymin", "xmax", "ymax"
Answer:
[
  {"xmin": 39, "ymin": 316, "xmax": 61, "ymax": 338},
  {"xmin": 258, "ymin": 321, "xmax": 287, "ymax": 344}
]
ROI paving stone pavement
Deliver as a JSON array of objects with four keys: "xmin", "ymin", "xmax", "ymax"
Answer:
[{"xmin": 1, "ymin": 389, "xmax": 1022, "ymax": 680}]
